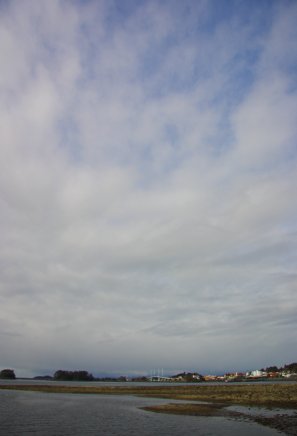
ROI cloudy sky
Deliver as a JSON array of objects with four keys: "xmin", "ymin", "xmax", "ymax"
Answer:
[{"xmin": 1, "ymin": 0, "xmax": 297, "ymax": 378}]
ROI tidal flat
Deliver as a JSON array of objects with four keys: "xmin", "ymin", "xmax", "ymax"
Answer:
[
  {"xmin": 1, "ymin": 382, "xmax": 296, "ymax": 407},
  {"xmin": 1, "ymin": 382, "xmax": 296, "ymax": 434}
]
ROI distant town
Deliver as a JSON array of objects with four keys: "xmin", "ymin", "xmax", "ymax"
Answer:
[
  {"xmin": 1, "ymin": 362, "xmax": 297, "ymax": 383},
  {"xmin": 130, "ymin": 362, "xmax": 297, "ymax": 383}
]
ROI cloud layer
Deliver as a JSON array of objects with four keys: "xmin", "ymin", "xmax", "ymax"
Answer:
[{"xmin": 1, "ymin": 0, "xmax": 297, "ymax": 377}]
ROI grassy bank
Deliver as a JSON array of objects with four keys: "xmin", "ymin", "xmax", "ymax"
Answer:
[{"xmin": 0, "ymin": 383, "xmax": 296, "ymax": 408}]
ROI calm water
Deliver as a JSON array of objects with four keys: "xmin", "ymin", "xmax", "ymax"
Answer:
[{"xmin": 0, "ymin": 388, "xmax": 285, "ymax": 435}]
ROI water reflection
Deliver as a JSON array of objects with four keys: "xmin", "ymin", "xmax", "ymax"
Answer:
[{"xmin": 0, "ymin": 389, "xmax": 285, "ymax": 435}]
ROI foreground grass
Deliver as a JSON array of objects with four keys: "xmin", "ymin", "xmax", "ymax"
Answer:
[{"xmin": 0, "ymin": 382, "xmax": 296, "ymax": 408}]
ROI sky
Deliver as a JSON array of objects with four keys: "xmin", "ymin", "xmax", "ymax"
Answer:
[{"xmin": 0, "ymin": 0, "xmax": 297, "ymax": 378}]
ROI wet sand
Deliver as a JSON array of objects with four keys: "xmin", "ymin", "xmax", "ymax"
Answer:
[{"xmin": 142, "ymin": 402, "xmax": 297, "ymax": 435}]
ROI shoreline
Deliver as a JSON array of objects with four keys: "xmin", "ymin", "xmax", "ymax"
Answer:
[
  {"xmin": 1, "ymin": 382, "xmax": 296, "ymax": 407},
  {"xmin": 1, "ymin": 383, "xmax": 296, "ymax": 434}
]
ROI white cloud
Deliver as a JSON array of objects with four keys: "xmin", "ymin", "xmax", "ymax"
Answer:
[
  {"xmin": 232, "ymin": 76, "xmax": 297, "ymax": 168},
  {"xmin": 0, "ymin": 0, "xmax": 296, "ymax": 376}
]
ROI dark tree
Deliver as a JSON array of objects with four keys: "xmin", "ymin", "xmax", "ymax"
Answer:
[
  {"xmin": 266, "ymin": 366, "xmax": 279, "ymax": 372},
  {"xmin": 0, "ymin": 369, "xmax": 16, "ymax": 379},
  {"xmin": 54, "ymin": 370, "xmax": 72, "ymax": 381},
  {"xmin": 283, "ymin": 363, "xmax": 297, "ymax": 373},
  {"xmin": 53, "ymin": 370, "xmax": 94, "ymax": 381}
]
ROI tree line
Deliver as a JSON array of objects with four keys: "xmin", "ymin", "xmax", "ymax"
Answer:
[
  {"xmin": 262, "ymin": 363, "xmax": 297, "ymax": 373},
  {"xmin": 0, "ymin": 369, "xmax": 16, "ymax": 379},
  {"xmin": 53, "ymin": 370, "xmax": 94, "ymax": 381},
  {"xmin": 1, "ymin": 362, "xmax": 297, "ymax": 380},
  {"xmin": 0, "ymin": 368, "xmax": 94, "ymax": 381}
]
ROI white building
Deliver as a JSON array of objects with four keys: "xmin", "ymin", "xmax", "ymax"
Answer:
[{"xmin": 250, "ymin": 370, "xmax": 267, "ymax": 377}]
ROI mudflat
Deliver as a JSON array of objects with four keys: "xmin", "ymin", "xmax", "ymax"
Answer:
[
  {"xmin": 1, "ymin": 382, "xmax": 296, "ymax": 407},
  {"xmin": 1, "ymin": 382, "xmax": 297, "ymax": 434}
]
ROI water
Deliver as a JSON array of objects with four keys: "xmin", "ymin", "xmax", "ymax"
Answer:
[
  {"xmin": 0, "ymin": 389, "xmax": 285, "ymax": 435},
  {"xmin": 0, "ymin": 378, "xmax": 296, "ymax": 387}
]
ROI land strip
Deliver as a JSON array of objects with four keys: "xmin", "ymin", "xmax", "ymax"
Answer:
[{"xmin": 0, "ymin": 383, "xmax": 296, "ymax": 407}]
